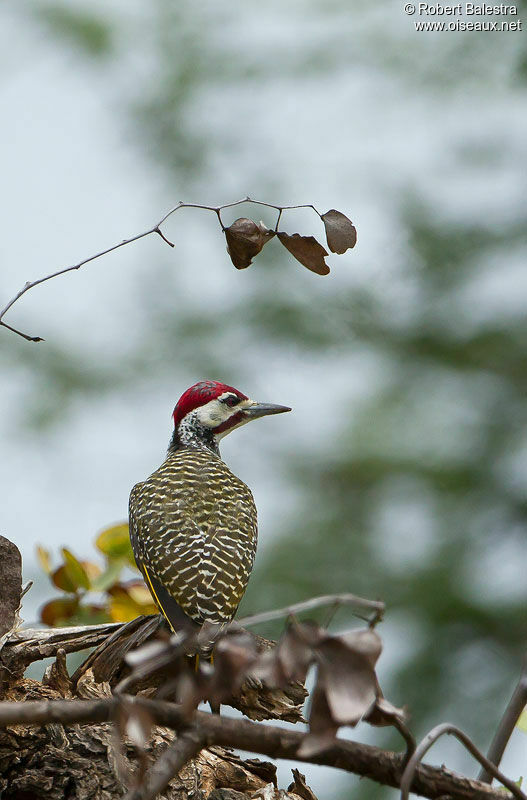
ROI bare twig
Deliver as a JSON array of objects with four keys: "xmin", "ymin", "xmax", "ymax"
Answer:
[
  {"xmin": 400, "ymin": 722, "xmax": 526, "ymax": 800},
  {"xmin": 479, "ymin": 656, "xmax": 527, "ymax": 784},
  {"xmin": 0, "ymin": 196, "xmax": 326, "ymax": 342},
  {"xmin": 0, "ymin": 697, "xmax": 517, "ymax": 800},
  {"xmin": 236, "ymin": 593, "xmax": 385, "ymax": 629},
  {"xmin": 392, "ymin": 716, "xmax": 416, "ymax": 767},
  {"xmin": 0, "ymin": 227, "xmax": 160, "ymax": 341}
]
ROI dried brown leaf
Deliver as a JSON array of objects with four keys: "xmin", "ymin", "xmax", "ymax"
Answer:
[
  {"xmin": 321, "ymin": 209, "xmax": 357, "ymax": 254},
  {"xmin": 250, "ymin": 622, "xmax": 316, "ymax": 688},
  {"xmin": 206, "ymin": 631, "xmax": 259, "ymax": 707},
  {"xmin": 337, "ymin": 628, "xmax": 383, "ymax": 669},
  {"xmin": 277, "ymin": 232, "xmax": 329, "ymax": 275},
  {"xmin": 224, "ymin": 218, "xmax": 274, "ymax": 269},
  {"xmin": 316, "ymin": 641, "xmax": 377, "ymax": 727},
  {"xmin": 364, "ymin": 695, "xmax": 406, "ymax": 727},
  {"xmin": 297, "ymin": 684, "xmax": 338, "ymax": 757},
  {"xmin": 302, "ymin": 627, "xmax": 383, "ymax": 753},
  {"xmin": 123, "ymin": 631, "xmax": 188, "ymax": 682},
  {"xmin": 276, "ymin": 622, "xmax": 319, "ymax": 682}
]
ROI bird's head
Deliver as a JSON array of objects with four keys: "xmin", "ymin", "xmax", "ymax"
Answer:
[{"xmin": 171, "ymin": 380, "xmax": 291, "ymax": 452}]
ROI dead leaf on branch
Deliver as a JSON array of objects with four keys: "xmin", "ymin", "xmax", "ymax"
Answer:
[
  {"xmin": 206, "ymin": 630, "xmax": 259, "ymax": 708},
  {"xmin": 321, "ymin": 209, "xmax": 357, "ymax": 254},
  {"xmin": 364, "ymin": 693, "xmax": 406, "ymax": 728},
  {"xmin": 299, "ymin": 631, "xmax": 380, "ymax": 755},
  {"xmin": 119, "ymin": 615, "xmax": 402, "ymax": 753},
  {"xmin": 298, "ymin": 682, "xmax": 339, "ymax": 758},
  {"xmin": 315, "ymin": 630, "xmax": 381, "ymax": 727},
  {"xmin": 276, "ymin": 232, "xmax": 330, "ymax": 275},
  {"xmin": 225, "ymin": 218, "xmax": 275, "ymax": 269},
  {"xmin": 250, "ymin": 622, "xmax": 317, "ymax": 687}
]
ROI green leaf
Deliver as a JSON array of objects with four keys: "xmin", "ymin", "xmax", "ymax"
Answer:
[
  {"xmin": 69, "ymin": 604, "xmax": 112, "ymax": 626},
  {"xmin": 96, "ymin": 523, "xmax": 134, "ymax": 561},
  {"xmin": 51, "ymin": 564, "xmax": 77, "ymax": 593},
  {"xmin": 108, "ymin": 585, "xmax": 158, "ymax": 622},
  {"xmin": 90, "ymin": 560, "xmax": 124, "ymax": 593},
  {"xmin": 61, "ymin": 548, "xmax": 90, "ymax": 591}
]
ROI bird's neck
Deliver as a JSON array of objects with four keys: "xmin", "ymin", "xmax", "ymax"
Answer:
[{"xmin": 168, "ymin": 413, "xmax": 220, "ymax": 456}]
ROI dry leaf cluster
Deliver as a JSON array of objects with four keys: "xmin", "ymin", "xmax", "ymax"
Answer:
[
  {"xmin": 119, "ymin": 618, "xmax": 404, "ymax": 765},
  {"xmin": 224, "ymin": 208, "xmax": 357, "ymax": 273}
]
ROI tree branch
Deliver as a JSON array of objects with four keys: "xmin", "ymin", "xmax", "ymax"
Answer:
[
  {"xmin": 0, "ymin": 227, "xmax": 163, "ymax": 341},
  {"xmin": 0, "ymin": 196, "xmax": 330, "ymax": 343},
  {"xmin": 1, "ymin": 621, "xmax": 123, "ymax": 666},
  {"xmin": 400, "ymin": 723, "xmax": 526, "ymax": 800},
  {"xmin": 0, "ymin": 696, "xmax": 517, "ymax": 800},
  {"xmin": 236, "ymin": 592, "xmax": 384, "ymax": 629},
  {"xmin": 479, "ymin": 656, "xmax": 527, "ymax": 783}
]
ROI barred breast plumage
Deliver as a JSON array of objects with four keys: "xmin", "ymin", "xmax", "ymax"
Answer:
[{"xmin": 129, "ymin": 446, "xmax": 257, "ymax": 629}]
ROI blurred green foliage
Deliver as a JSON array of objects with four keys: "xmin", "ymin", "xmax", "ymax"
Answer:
[
  {"xmin": 30, "ymin": 2, "xmax": 113, "ymax": 58},
  {"xmin": 37, "ymin": 523, "xmax": 157, "ymax": 626}
]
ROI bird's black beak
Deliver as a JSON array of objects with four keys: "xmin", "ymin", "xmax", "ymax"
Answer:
[{"xmin": 243, "ymin": 402, "xmax": 292, "ymax": 420}]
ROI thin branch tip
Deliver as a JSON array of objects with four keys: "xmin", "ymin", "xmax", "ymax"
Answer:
[
  {"xmin": 0, "ymin": 195, "xmax": 353, "ymax": 342},
  {"xmin": 154, "ymin": 227, "xmax": 175, "ymax": 247}
]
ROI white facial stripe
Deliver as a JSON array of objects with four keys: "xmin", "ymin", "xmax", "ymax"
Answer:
[{"xmin": 193, "ymin": 397, "xmax": 252, "ymax": 428}]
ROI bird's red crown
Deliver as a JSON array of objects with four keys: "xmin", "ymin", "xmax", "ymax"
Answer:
[{"xmin": 173, "ymin": 380, "xmax": 248, "ymax": 427}]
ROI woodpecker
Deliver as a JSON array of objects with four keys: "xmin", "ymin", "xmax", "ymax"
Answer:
[{"xmin": 129, "ymin": 380, "xmax": 291, "ymax": 638}]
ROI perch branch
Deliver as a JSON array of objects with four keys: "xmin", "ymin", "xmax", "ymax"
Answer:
[
  {"xmin": 0, "ymin": 696, "xmax": 517, "ymax": 800},
  {"xmin": 2, "ymin": 621, "xmax": 123, "ymax": 667}
]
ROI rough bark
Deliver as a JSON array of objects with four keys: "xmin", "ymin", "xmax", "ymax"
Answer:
[
  {"xmin": 0, "ymin": 676, "xmax": 289, "ymax": 800},
  {"xmin": 0, "ymin": 572, "xmax": 309, "ymax": 800},
  {"xmin": 0, "ymin": 634, "xmax": 310, "ymax": 800}
]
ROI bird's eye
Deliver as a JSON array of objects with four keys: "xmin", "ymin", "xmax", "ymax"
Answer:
[{"xmin": 222, "ymin": 395, "xmax": 240, "ymax": 407}]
